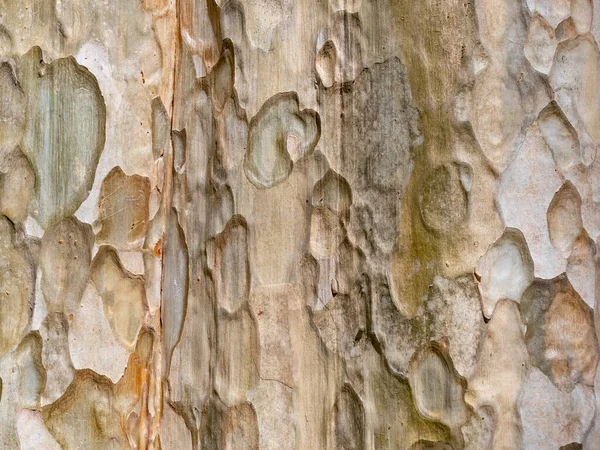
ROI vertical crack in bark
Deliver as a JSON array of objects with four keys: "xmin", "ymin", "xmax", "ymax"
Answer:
[{"xmin": 150, "ymin": 0, "xmax": 182, "ymax": 447}]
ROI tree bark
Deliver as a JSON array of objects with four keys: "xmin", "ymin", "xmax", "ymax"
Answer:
[{"xmin": 0, "ymin": 0, "xmax": 598, "ymax": 449}]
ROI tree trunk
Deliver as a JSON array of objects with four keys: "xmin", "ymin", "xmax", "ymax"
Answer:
[{"xmin": 0, "ymin": 0, "xmax": 598, "ymax": 448}]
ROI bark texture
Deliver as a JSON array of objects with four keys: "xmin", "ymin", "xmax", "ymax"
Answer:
[{"xmin": 0, "ymin": 0, "xmax": 599, "ymax": 448}]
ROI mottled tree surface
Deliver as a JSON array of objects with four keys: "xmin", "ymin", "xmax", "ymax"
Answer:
[{"xmin": 0, "ymin": 0, "xmax": 599, "ymax": 449}]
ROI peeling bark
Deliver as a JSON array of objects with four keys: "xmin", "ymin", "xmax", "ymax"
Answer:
[{"xmin": 0, "ymin": 0, "xmax": 599, "ymax": 448}]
